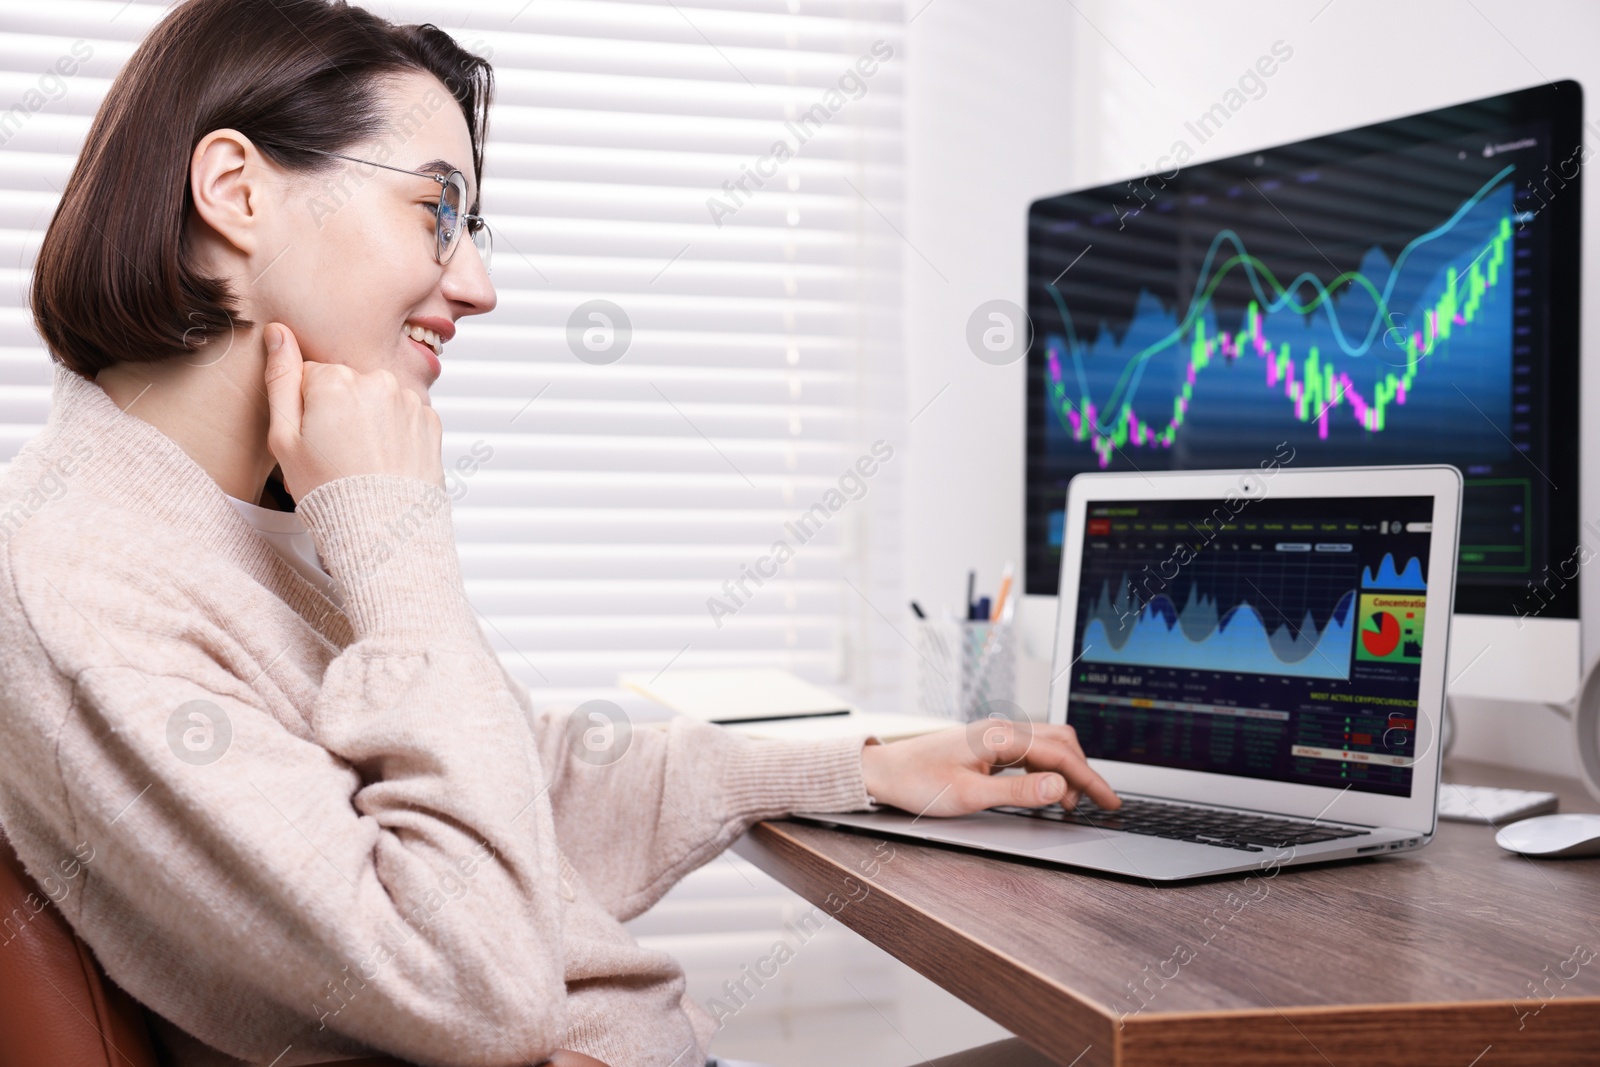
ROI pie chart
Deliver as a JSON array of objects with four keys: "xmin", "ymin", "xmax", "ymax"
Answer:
[{"xmin": 1361, "ymin": 611, "xmax": 1401, "ymax": 658}]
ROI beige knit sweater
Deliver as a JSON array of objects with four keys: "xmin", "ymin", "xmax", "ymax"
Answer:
[{"xmin": 0, "ymin": 363, "xmax": 878, "ymax": 1067}]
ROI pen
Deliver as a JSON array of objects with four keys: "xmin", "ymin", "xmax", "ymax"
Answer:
[
  {"xmin": 966, "ymin": 570, "xmax": 976, "ymax": 620},
  {"xmin": 990, "ymin": 562, "xmax": 1014, "ymax": 622},
  {"xmin": 910, "ymin": 601, "xmax": 927, "ymax": 619}
]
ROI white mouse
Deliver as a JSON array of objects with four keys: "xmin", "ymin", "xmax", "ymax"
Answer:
[{"xmin": 1495, "ymin": 813, "xmax": 1600, "ymax": 858}]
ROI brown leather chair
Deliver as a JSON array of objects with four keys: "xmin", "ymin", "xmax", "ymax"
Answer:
[{"xmin": 0, "ymin": 826, "xmax": 609, "ymax": 1067}]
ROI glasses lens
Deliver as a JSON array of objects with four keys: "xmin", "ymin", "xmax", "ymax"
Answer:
[
  {"xmin": 437, "ymin": 172, "xmax": 467, "ymax": 263},
  {"xmin": 471, "ymin": 219, "xmax": 493, "ymax": 273}
]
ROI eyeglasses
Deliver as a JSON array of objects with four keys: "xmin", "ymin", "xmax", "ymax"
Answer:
[{"xmin": 305, "ymin": 149, "xmax": 492, "ymax": 273}]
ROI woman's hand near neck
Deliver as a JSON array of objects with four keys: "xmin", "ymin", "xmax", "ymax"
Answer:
[
  {"xmin": 95, "ymin": 328, "xmax": 278, "ymax": 507},
  {"xmin": 90, "ymin": 80, "xmax": 493, "ymax": 512}
]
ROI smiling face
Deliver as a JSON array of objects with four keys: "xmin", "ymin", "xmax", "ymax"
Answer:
[{"xmin": 250, "ymin": 71, "xmax": 496, "ymax": 404}]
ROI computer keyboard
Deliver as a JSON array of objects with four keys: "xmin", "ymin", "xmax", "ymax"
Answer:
[
  {"xmin": 989, "ymin": 796, "xmax": 1369, "ymax": 852},
  {"xmin": 1436, "ymin": 782, "xmax": 1558, "ymax": 824}
]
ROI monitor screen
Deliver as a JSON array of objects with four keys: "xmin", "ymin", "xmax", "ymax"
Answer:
[
  {"xmin": 1066, "ymin": 495, "xmax": 1435, "ymax": 797},
  {"xmin": 1026, "ymin": 83, "xmax": 1582, "ymax": 619}
]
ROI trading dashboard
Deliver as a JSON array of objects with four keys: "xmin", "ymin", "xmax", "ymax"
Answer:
[
  {"xmin": 1027, "ymin": 83, "xmax": 1582, "ymax": 619},
  {"xmin": 1066, "ymin": 496, "xmax": 1435, "ymax": 797}
]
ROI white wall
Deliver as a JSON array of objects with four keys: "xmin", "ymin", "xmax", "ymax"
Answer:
[{"xmin": 901, "ymin": 0, "xmax": 1600, "ymax": 775}]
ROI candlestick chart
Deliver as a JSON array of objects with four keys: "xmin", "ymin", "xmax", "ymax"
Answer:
[{"xmin": 1041, "ymin": 169, "xmax": 1515, "ymax": 469}]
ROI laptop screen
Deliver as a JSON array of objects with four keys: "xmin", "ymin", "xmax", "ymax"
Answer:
[{"xmin": 1067, "ymin": 494, "xmax": 1436, "ymax": 797}]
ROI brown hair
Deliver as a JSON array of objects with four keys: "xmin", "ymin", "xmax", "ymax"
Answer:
[{"xmin": 30, "ymin": 0, "xmax": 493, "ymax": 377}]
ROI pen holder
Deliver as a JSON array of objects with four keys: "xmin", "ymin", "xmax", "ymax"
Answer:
[{"xmin": 916, "ymin": 617, "xmax": 1017, "ymax": 722}]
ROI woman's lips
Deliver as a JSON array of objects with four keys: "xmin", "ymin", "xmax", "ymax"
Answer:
[{"xmin": 407, "ymin": 335, "xmax": 441, "ymax": 379}]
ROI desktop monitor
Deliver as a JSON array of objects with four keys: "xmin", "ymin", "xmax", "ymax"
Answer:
[{"xmin": 1025, "ymin": 81, "xmax": 1584, "ymax": 711}]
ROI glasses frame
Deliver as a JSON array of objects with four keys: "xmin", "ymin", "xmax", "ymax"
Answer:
[{"xmin": 304, "ymin": 149, "xmax": 492, "ymax": 273}]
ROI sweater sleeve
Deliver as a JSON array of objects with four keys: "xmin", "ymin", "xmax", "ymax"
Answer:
[
  {"xmin": 529, "ymin": 699, "xmax": 878, "ymax": 923},
  {"xmin": 0, "ymin": 475, "xmax": 570, "ymax": 1067}
]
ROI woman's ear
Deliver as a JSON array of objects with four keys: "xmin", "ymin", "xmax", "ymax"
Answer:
[{"xmin": 188, "ymin": 129, "xmax": 264, "ymax": 260}]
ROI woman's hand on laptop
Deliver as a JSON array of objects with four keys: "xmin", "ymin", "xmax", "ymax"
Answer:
[{"xmin": 859, "ymin": 720, "xmax": 1121, "ymax": 818}]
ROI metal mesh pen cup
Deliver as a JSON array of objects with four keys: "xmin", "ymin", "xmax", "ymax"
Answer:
[{"xmin": 917, "ymin": 617, "xmax": 1016, "ymax": 721}]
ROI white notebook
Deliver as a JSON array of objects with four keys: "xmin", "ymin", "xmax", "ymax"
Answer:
[{"xmin": 618, "ymin": 668, "xmax": 952, "ymax": 742}]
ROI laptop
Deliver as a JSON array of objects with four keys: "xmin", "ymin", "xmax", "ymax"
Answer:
[{"xmin": 795, "ymin": 465, "xmax": 1463, "ymax": 881}]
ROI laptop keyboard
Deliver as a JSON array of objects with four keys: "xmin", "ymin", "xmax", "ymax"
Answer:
[{"xmin": 988, "ymin": 796, "xmax": 1370, "ymax": 852}]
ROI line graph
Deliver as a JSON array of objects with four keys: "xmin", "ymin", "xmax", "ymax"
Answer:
[
  {"xmin": 1079, "ymin": 553, "xmax": 1361, "ymax": 680},
  {"xmin": 1042, "ymin": 168, "xmax": 1516, "ymax": 468},
  {"xmin": 1361, "ymin": 553, "xmax": 1427, "ymax": 590},
  {"xmin": 1081, "ymin": 582, "xmax": 1357, "ymax": 680}
]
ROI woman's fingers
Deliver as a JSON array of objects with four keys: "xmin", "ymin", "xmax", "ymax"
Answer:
[
  {"xmin": 261, "ymin": 324, "xmax": 303, "ymax": 452},
  {"xmin": 967, "ymin": 719, "xmax": 1121, "ymax": 810},
  {"xmin": 961, "ymin": 768, "xmax": 1074, "ymax": 811},
  {"xmin": 261, "ymin": 325, "xmax": 447, "ymax": 501},
  {"xmin": 1032, "ymin": 727, "xmax": 1120, "ymax": 809}
]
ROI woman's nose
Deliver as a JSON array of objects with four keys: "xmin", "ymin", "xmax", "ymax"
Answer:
[{"xmin": 443, "ymin": 237, "xmax": 496, "ymax": 316}]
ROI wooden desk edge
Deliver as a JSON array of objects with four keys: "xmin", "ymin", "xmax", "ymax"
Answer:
[
  {"xmin": 736, "ymin": 820, "xmax": 1120, "ymax": 1067},
  {"xmin": 737, "ymin": 819, "xmax": 1600, "ymax": 1067},
  {"xmin": 1116, "ymin": 997, "xmax": 1600, "ymax": 1066}
]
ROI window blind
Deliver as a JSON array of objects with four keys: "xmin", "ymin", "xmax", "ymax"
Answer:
[{"xmin": 0, "ymin": 0, "xmax": 906, "ymax": 709}]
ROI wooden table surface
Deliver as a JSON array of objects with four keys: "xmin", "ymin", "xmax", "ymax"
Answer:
[{"xmin": 733, "ymin": 758, "xmax": 1600, "ymax": 1067}]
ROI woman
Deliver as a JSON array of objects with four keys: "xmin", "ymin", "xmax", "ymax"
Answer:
[{"xmin": 0, "ymin": 1, "xmax": 1117, "ymax": 1065}]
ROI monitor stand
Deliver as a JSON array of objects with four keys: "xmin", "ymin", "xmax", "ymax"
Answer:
[{"xmin": 1444, "ymin": 615, "xmax": 1578, "ymax": 773}]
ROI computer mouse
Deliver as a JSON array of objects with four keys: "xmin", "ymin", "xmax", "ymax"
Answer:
[{"xmin": 1495, "ymin": 813, "xmax": 1600, "ymax": 858}]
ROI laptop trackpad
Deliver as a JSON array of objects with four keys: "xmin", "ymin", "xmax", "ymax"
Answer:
[
  {"xmin": 819, "ymin": 810, "xmax": 1131, "ymax": 856},
  {"xmin": 797, "ymin": 810, "xmax": 1263, "ymax": 880},
  {"xmin": 930, "ymin": 814, "xmax": 1222, "ymax": 869}
]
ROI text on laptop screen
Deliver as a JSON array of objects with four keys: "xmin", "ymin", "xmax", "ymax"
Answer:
[{"xmin": 1068, "ymin": 495, "xmax": 1435, "ymax": 797}]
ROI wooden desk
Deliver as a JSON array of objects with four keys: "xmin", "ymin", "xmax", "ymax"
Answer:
[{"xmin": 733, "ymin": 759, "xmax": 1600, "ymax": 1067}]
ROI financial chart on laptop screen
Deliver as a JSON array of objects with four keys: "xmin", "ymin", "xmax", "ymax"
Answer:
[{"xmin": 1066, "ymin": 495, "xmax": 1435, "ymax": 797}]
